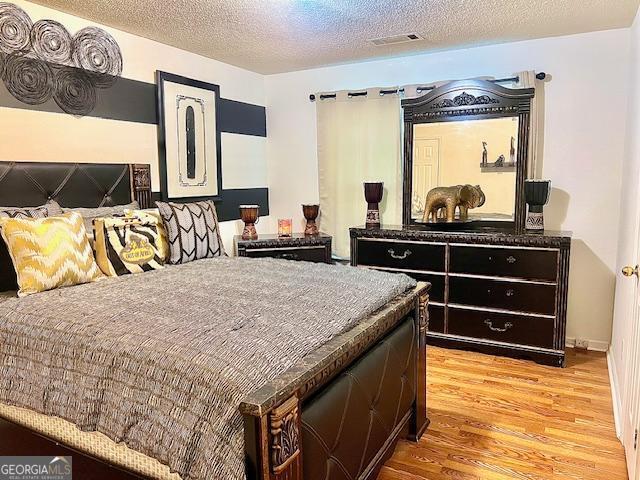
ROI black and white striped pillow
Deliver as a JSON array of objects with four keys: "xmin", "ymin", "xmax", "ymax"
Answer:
[{"xmin": 156, "ymin": 200, "xmax": 225, "ymax": 265}]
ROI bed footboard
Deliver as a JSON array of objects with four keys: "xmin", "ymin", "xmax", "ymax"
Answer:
[{"xmin": 241, "ymin": 283, "xmax": 429, "ymax": 480}]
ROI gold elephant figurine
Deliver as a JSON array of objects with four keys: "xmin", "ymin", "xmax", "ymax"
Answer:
[{"xmin": 422, "ymin": 185, "xmax": 486, "ymax": 223}]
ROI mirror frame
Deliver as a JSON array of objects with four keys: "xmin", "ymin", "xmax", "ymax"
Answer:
[{"xmin": 402, "ymin": 79, "xmax": 535, "ymax": 232}]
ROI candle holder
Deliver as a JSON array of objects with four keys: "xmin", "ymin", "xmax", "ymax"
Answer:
[
  {"xmin": 239, "ymin": 204, "xmax": 259, "ymax": 239},
  {"xmin": 302, "ymin": 204, "xmax": 319, "ymax": 236},
  {"xmin": 278, "ymin": 218, "xmax": 292, "ymax": 237},
  {"xmin": 364, "ymin": 181, "xmax": 384, "ymax": 228},
  {"xmin": 524, "ymin": 180, "xmax": 551, "ymax": 231}
]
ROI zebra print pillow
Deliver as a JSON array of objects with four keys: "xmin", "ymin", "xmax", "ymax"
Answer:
[
  {"xmin": 124, "ymin": 208, "xmax": 170, "ymax": 262},
  {"xmin": 93, "ymin": 217, "xmax": 165, "ymax": 276},
  {"xmin": 156, "ymin": 200, "xmax": 225, "ymax": 265}
]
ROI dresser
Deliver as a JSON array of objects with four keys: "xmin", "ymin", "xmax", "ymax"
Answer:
[
  {"xmin": 235, "ymin": 233, "xmax": 332, "ymax": 263},
  {"xmin": 350, "ymin": 226, "xmax": 571, "ymax": 366}
]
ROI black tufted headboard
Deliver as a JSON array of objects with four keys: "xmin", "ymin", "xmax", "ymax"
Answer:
[
  {"xmin": 0, "ymin": 162, "xmax": 151, "ymax": 209},
  {"xmin": 0, "ymin": 161, "xmax": 152, "ymax": 292}
]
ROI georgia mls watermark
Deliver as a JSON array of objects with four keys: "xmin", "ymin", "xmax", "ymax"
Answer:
[{"xmin": 0, "ymin": 456, "xmax": 72, "ymax": 480}]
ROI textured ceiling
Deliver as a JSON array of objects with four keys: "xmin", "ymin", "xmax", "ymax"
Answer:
[{"xmin": 30, "ymin": 0, "xmax": 640, "ymax": 74}]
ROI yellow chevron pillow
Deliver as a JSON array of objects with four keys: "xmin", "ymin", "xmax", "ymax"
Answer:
[{"xmin": 0, "ymin": 212, "xmax": 103, "ymax": 297}]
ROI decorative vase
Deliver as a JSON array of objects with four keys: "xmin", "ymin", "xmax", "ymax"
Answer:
[
  {"xmin": 302, "ymin": 204, "xmax": 319, "ymax": 236},
  {"xmin": 364, "ymin": 181, "xmax": 384, "ymax": 228},
  {"xmin": 481, "ymin": 141, "xmax": 488, "ymax": 166},
  {"xmin": 524, "ymin": 180, "xmax": 551, "ymax": 231},
  {"xmin": 239, "ymin": 204, "xmax": 259, "ymax": 239},
  {"xmin": 509, "ymin": 136, "xmax": 516, "ymax": 164}
]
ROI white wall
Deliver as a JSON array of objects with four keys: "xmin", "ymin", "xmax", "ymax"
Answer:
[
  {"xmin": 265, "ymin": 29, "xmax": 631, "ymax": 347},
  {"xmin": 0, "ymin": 0, "xmax": 271, "ymax": 254},
  {"xmin": 611, "ymin": 10, "xmax": 640, "ymax": 419}
]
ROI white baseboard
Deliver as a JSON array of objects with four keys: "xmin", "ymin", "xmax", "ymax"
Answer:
[
  {"xmin": 565, "ymin": 337, "xmax": 610, "ymax": 352},
  {"xmin": 606, "ymin": 349, "xmax": 623, "ymax": 439}
]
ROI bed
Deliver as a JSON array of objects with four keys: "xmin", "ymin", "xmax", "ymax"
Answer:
[{"xmin": 0, "ymin": 161, "xmax": 430, "ymax": 480}]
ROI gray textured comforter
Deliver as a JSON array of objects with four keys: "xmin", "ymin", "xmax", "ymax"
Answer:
[{"xmin": 0, "ymin": 257, "xmax": 415, "ymax": 480}]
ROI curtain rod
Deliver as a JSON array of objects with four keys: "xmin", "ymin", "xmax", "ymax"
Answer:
[{"xmin": 309, "ymin": 72, "xmax": 547, "ymax": 102}]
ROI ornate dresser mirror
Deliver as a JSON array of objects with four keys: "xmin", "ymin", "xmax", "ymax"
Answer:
[{"xmin": 402, "ymin": 79, "xmax": 535, "ymax": 231}]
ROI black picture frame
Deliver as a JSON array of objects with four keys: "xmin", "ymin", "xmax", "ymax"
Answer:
[{"xmin": 155, "ymin": 71, "xmax": 223, "ymax": 203}]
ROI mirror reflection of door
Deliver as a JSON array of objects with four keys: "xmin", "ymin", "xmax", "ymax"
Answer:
[
  {"xmin": 186, "ymin": 106, "xmax": 196, "ymax": 179},
  {"xmin": 412, "ymin": 138, "xmax": 440, "ymax": 219}
]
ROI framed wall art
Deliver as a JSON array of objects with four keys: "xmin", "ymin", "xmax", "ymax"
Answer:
[{"xmin": 156, "ymin": 71, "xmax": 222, "ymax": 201}]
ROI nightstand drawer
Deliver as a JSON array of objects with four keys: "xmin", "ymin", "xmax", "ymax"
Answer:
[
  {"xmin": 245, "ymin": 246, "xmax": 328, "ymax": 263},
  {"xmin": 449, "ymin": 276, "xmax": 556, "ymax": 316},
  {"xmin": 448, "ymin": 308, "xmax": 555, "ymax": 349},
  {"xmin": 356, "ymin": 239, "xmax": 445, "ymax": 272},
  {"xmin": 450, "ymin": 246, "xmax": 558, "ymax": 281}
]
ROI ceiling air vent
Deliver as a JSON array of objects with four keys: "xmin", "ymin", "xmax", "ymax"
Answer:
[{"xmin": 370, "ymin": 33, "xmax": 423, "ymax": 46}]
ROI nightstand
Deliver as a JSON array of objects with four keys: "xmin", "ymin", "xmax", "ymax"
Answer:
[{"xmin": 234, "ymin": 233, "xmax": 332, "ymax": 263}]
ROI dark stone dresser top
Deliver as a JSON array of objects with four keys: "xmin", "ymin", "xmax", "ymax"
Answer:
[
  {"xmin": 350, "ymin": 225, "xmax": 572, "ymax": 248},
  {"xmin": 235, "ymin": 232, "xmax": 332, "ymax": 248}
]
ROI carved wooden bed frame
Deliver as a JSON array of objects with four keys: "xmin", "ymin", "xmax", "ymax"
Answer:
[
  {"xmin": 0, "ymin": 161, "xmax": 430, "ymax": 480},
  {"xmin": 241, "ymin": 284, "xmax": 429, "ymax": 480}
]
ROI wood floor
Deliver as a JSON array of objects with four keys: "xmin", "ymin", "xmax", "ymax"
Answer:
[{"xmin": 380, "ymin": 347, "xmax": 628, "ymax": 480}]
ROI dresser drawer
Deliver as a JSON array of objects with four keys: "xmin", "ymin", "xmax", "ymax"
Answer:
[
  {"xmin": 450, "ymin": 246, "xmax": 558, "ymax": 281},
  {"xmin": 448, "ymin": 308, "xmax": 555, "ymax": 349},
  {"xmin": 449, "ymin": 276, "xmax": 556, "ymax": 316},
  {"xmin": 356, "ymin": 239, "xmax": 445, "ymax": 272},
  {"xmin": 245, "ymin": 246, "xmax": 328, "ymax": 263},
  {"xmin": 428, "ymin": 305, "xmax": 445, "ymax": 333},
  {"xmin": 372, "ymin": 269, "xmax": 445, "ymax": 303},
  {"xmin": 408, "ymin": 272, "xmax": 445, "ymax": 303}
]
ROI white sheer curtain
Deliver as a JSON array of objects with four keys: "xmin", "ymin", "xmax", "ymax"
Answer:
[{"xmin": 316, "ymin": 88, "xmax": 402, "ymax": 259}]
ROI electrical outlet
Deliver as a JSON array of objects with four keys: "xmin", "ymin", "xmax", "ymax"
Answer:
[{"xmin": 575, "ymin": 339, "xmax": 589, "ymax": 350}]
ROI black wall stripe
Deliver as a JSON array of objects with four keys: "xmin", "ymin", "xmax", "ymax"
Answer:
[
  {"xmin": 218, "ymin": 99, "xmax": 267, "ymax": 137},
  {"xmin": 151, "ymin": 188, "xmax": 269, "ymax": 222},
  {"xmin": 0, "ymin": 74, "xmax": 266, "ymax": 137},
  {"xmin": 94, "ymin": 78, "xmax": 156, "ymax": 124}
]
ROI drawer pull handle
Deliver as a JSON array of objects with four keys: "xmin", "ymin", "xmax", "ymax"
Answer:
[
  {"xmin": 280, "ymin": 253, "xmax": 299, "ymax": 260},
  {"xmin": 388, "ymin": 248, "xmax": 412, "ymax": 260},
  {"xmin": 506, "ymin": 289, "xmax": 515, "ymax": 297},
  {"xmin": 506, "ymin": 255, "xmax": 517, "ymax": 264},
  {"xmin": 484, "ymin": 319, "xmax": 513, "ymax": 332}
]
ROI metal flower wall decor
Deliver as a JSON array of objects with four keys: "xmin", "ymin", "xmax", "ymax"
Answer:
[{"xmin": 0, "ymin": 2, "xmax": 123, "ymax": 116}]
